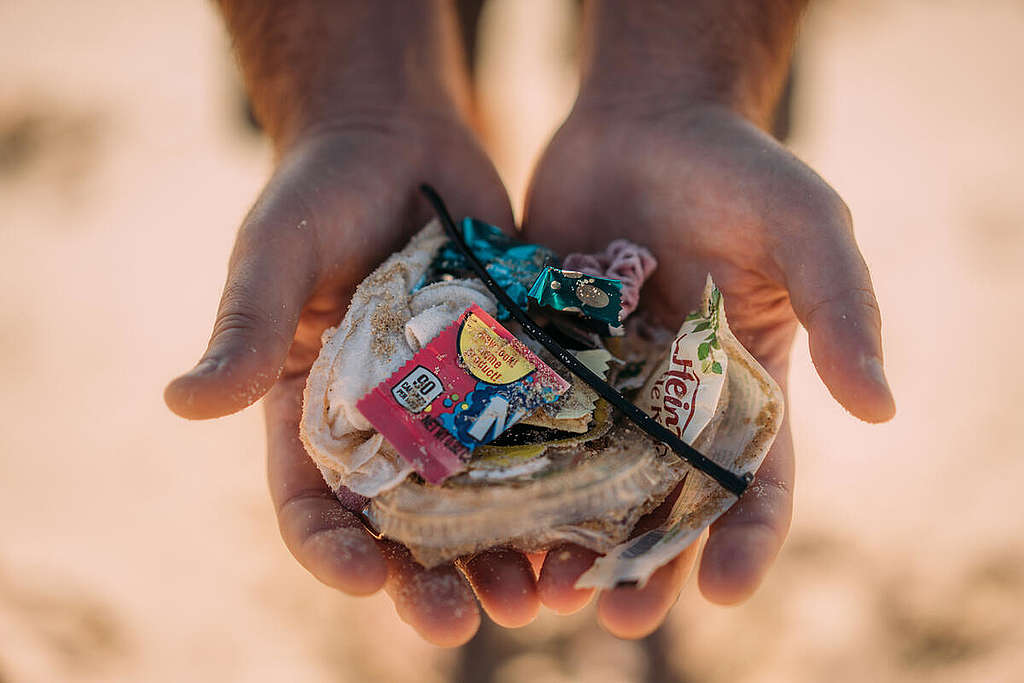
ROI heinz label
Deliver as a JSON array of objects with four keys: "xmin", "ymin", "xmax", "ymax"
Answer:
[{"xmin": 637, "ymin": 277, "xmax": 727, "ymax": 445}]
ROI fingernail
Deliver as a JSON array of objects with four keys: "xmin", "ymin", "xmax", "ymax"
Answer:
[
  {"xmin": 864, "ymin": 355, "xmax": 896, "ymax": 416},
  {"xmin": 864, "ymin": 356, "xmax": 891, "ymax": 392}
]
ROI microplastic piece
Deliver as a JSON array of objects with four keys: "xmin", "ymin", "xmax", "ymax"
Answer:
[{"xmin": 528, "ymin": 266, "xmax": 625, "ymax": 335}]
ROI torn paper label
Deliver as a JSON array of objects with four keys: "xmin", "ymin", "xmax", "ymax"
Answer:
[
  {"xmin": 636, "ymin": 276, "xmax": 727, "ymax": 444},
  {"xmin": 521, "ymin": 348, "xmax": 612, "ymax": 433},
  {"xmin": 576, "ymin": 276, "xmax": 784, "ymax": 589}
]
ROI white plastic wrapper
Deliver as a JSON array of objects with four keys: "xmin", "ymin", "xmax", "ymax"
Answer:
[{"xmin": 577, "ymin": 277, "xmax": 784, "ymax": 589}]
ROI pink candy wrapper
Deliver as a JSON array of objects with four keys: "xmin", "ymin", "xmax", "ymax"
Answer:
[{"xmin": 357, "ymin": 305, "xmax": 569, "ymax": 483}]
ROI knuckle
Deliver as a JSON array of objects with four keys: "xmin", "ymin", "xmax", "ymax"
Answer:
[
  {"xmin": 276, "ymin": 488, "xmax": 331, "ymax": 518},
  {"xmin": 751, "ymin": 469, "xmax": 793, "ymax": 502},
  {"xmin": 779, "ymin": 171, "xmax": 853, "ymax": 235},
  {"xmin": 802, "ymin": 187, "xmax": 853, "ymax": 235},
  {"xmin": 278, "ymin": 490, "xmax": 352, "ymax": 538},
  {"xmin": 211, "ymin": 284, "xmax": 293, "ymax": 347},
  {"xmin": 834, "ymin": 194, "xmax": 853, "ymax": 227},
  {"xmin": 725, "ymin": 497, "xmax": 789, "ymax": 541},
  {"xmin": 210, "ymin": 312, "xmax": 261, "ymax": 344},
  {"xmin": 802, "ymin": 287, "xmax": 881, "ymax": 329},
  {"xmin": 818, "ymin": 185, "xmax": 853, "ymax": 228},
  {"xmin": 232, "ymin": 181, "xmax": 320, "ymax": 263},
  {"xmin": 212, "ymin": 298, "xmax": 267, "ymax": 339}
]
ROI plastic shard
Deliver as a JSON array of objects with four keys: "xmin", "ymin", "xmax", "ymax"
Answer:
[{"xmin": 528, "ymin": 266, "xmax": 626, "ymax": 336}]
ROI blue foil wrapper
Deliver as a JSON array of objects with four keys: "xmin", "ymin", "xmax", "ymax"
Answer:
[
  {"xmin": 527, "ymin": 266, "xmax": 625, "ymax": 336},
  {"xmin": 418, "ymin": 218, "xmax": 557, "ymax": 319},
  {"xmin": 438, "ymin": 377, "xmax": 565, "ymax": 450}
]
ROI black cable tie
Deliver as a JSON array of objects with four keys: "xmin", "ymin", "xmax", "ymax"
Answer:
[{"xmin": 419, "ymin": 184, "xmax": 751, "ymax": 498}]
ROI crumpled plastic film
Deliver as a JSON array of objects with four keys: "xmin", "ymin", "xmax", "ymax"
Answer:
[{"xmin": 420, "ymin": 218, "xmax": 557, "ymax": 319}]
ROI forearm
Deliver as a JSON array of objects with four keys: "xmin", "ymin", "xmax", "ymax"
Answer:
[
  {"xmin": 578, "ymin": 0, "xmax": 807, "ymax": 128},
  {"xmin": 218, "ymin": 0, "xmax": 471, "ymax": 150}
]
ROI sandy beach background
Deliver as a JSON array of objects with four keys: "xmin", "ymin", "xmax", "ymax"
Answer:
[{"xmin": 1, "ymin": 1, "xmax": 1022, "ymax": 681}]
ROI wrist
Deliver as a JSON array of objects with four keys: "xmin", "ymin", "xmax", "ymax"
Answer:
[
  {"xmin": 576, "ymin": 0, "xmax": 805, "ymax": 128},
  {"xmin": 219, "ymin": 0, "xmax": 472, "ymax": 151}
]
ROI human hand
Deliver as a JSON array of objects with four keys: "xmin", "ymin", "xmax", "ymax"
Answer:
[
  {"xmin": 164, "ymin": 1, "xmax": 553, "ymax": 647},
  {"xmin": 521, "ymin": 100, "xmax": 896, "ymax": 637},
  {"xmin": 515, "ymin": 0, "xmax": 894, "ymax": 640},
  {"xmin": 164, "ymin": 113, "xmax": 550, "ymax": 646}
]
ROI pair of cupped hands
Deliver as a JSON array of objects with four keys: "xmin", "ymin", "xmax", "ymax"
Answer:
[{"xmin": 165, "ymin": 89, "xmax": 895, "ymax": 645}]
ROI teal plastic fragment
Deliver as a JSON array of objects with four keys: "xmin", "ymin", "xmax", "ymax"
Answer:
[
  {"xmin": 419, "ymin": 218, "xmax": 557, "ymax": 320},
  {"xmin": 527, "ymin": 266, "xmax": 625, "ymax": 335}
]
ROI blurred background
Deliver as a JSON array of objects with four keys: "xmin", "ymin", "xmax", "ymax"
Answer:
[{"xmin": 1, "ymin": 0, "xmax": 1022, "ymax": 681}]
